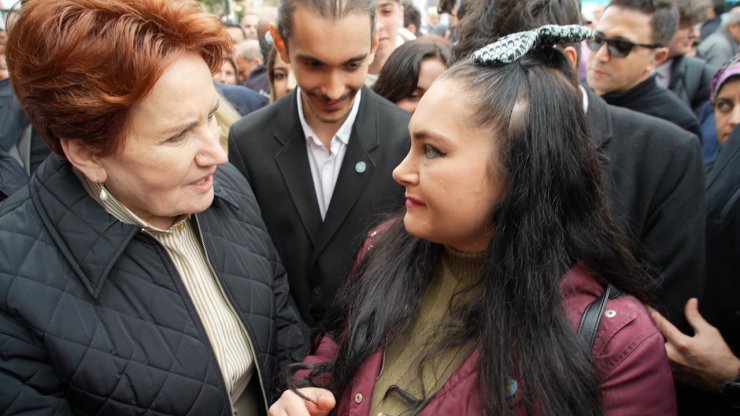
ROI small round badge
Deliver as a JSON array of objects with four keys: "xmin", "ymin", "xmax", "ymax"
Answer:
[
  {"xmin": 355, "ymin": 161, "xmax": 367, "ymax": 174},
  {"xmin": 505, "ymin": 378, "xmax": 518, "ymax": 398}
]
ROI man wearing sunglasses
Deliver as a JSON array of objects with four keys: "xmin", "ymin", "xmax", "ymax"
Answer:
[{"xmin": 587, "ymin": 0, "xmax": 702, "ymax": 140}]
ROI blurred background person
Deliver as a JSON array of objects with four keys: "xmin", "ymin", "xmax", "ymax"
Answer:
[
  {"xmin": 233, "ymin": 38, "xmax": 269, "ymax": 95},
  {"xmin": 373, "ymin": 38, "xmax": 449, "ymax": 113},
  {"xmin": 265, "ymin": 45, "xmax": 296, "ymax": 102},
  {"xmin": 366, "ymin": 0, "xmax": 411, "ymax": 86},
  {"xmin": 215, "ymin": 94, "xmax": 242, "ymax": 154},
  {"xmin": 698, "ymin": 8, "xmax": 740, "ymax": 67},
  {"xmin": 224, "ymin": 22, "xmax": 247, "ymax": 45},
  {"xmin": 700, "ymin": 53, "xmax": 740, "ymax": 162},
  {"xmin": 213, "ymin": 56, "xmax": 239, "ymax": 85},
  {"xmin": 0, "ymin": 0, "xmax": 307, "ymax": 414},
  {"xmin": 240, "ymin": 12, "xmax": 259, "ymax": 40},
  {"xmin": 700, "ymin": 0, "xmax": 727, "ymax": 41},
  {"xmin": 656, "ymin": 0, "xmax": 715, "ymax": 115},
  {"xmin": 403, "ymin": 1, "xmax": 422, "ymax": 37}
]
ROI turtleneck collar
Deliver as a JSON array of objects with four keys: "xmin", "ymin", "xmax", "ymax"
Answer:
[
  {"xmin": 442, "ymin": 246, "xmax": 486, "ymax": 282},
  {"xmin": 600, "ymin": 75, "xmax": 658, "ymax": 107}
]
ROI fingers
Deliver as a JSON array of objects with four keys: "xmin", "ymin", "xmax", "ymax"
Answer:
[
  {"xmin": 650, "ymin": 307, "xmax": 686, "ymax": 344},
  {"xmin": 268, "ymin": 388, "xmax": 336, "ymax": 416},
  {"xmin": 684, "ymin": 298, "xmax": 711, "ymax": 336},
  {"xmin": 305, "ymin": 389, "xmax": 336, "ymax": 414}
]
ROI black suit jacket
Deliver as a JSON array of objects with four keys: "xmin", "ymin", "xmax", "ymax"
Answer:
[
  {"xmin": 229, "ymin": 87, "xmax": 410, "ymax": 327},
  {"xmin": 586, "ymin": 87, "xmax": 706, "ymax": 332}
]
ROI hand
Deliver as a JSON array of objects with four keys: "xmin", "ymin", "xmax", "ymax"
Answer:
[
  {"xmin": 650, "ymin": 298, "xmax": 740, "ymax": 391},
  {"xmin": 268, "ymin": 387, "xmax": 336, "ymax": 416}
]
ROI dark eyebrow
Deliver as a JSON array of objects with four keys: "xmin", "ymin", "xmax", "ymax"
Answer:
[
  {"xmin": 595, "ymin": 31, "xmax": 637, "ymax": 43},
  {"xmin": 295, "ymin": 53, "xmax": 369, "ymax": 66}
]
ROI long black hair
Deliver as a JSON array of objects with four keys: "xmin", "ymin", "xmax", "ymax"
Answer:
[
  {"xmin": 292, "ymin": 46, "xmax": 653, "ymax": 416},
  {"xmin": 372, "ymin": 38, "xmax": 450, "ymax": 105}
]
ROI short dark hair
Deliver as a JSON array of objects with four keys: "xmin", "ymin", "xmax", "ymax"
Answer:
[
  {"xmin": 403, "ymin": 2, "xmax": 421, "ymax": 36},
  {"xmin": 372, "ymin": 38, "xmax": 450, "ymax": 103},
  {"xmin": 671, "ymin": 0, "xmax": 710, "ymax": 26},
  {"xmin": 277, "ymin": 0, "xmax": 376, "ymax": 46},
  {"xmin": 225, "ymin": 22, "xmax": 247, "ymax": 39},
  {"xmin": 713, "ymin": 0, "xmax": 726, "ymax": 16},
  {"xmin": 607, "ymin": 0, "xmax": 679, "ymax": 46}
]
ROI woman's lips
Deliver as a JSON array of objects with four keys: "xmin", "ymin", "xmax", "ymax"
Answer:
[
  {"xmin": 191, "ymin": 172, "xmax": 214, "ymax": 192},
  {"xmin": 405, "ymin": 195, "xmax": 425, "ymax": 208}
]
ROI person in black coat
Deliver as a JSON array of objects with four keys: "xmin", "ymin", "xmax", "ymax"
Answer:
[
  {"xmin": 0, "ymin": 1, "xmax": 307, "ymax": 414},
  {"xmin": 0, "ymin": 149, "xmax": 27, "ymax": 201},
  {"xmin": 652, "ymin": 58, "xmax": 740, "ymax": 416},
  {"xmin": 229, "ymin": 0, "xmax": 411, "ymax": 330},
  {"xmin": 585, "ymin": 0, "xmax": 703, "ymax": 140}
]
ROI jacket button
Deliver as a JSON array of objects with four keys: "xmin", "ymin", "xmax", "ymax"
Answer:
[
  {"xmin": 370, "ymin": 230, "xmax": 378, "ymax": 237},
  {"xmin": 354, "ymin": 393, "xmax": 363, "ymax": 403},
  {"xmin": 605, "ymin": 309, "xmax": 617, "ymax": 318}
]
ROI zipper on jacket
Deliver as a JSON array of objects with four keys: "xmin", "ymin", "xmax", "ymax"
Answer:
[
  {"xmin": 141, "ymin": 227, "xmax": 258, "ymax": 416},
  {"xmin": 377, "ymin": 348, "xmax": 387, "ymax": 380},
  {"xmin": 192, "ymin": 215, "xmax": 270, "ymax": 412}
]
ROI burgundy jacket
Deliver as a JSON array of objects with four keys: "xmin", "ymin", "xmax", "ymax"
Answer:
[{"xmin": 302, "ymin": 259, "xmax": 677, "ymax": 415}]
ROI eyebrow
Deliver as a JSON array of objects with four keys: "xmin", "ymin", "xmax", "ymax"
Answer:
[
  {"xmin": 411, "ymin": 129, "xmax": 450, "ymax": 143},
  {"xmin": 295, "ymin": 52, "xmax": 369, "ymax": 65},
  {"xmin": 595, "ymin": 31, "xmax": 637, "ymax": 43},
  {"xmin": 163, "ymin": 98, "xmax": 220, "ymax": 137}
]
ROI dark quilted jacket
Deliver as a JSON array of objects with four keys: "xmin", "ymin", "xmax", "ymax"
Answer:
[{"xmin": 0, "ymin": 154, "xmax": 308, "ymax": 415}]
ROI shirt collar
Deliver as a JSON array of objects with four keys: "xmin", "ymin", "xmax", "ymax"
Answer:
[
  {"xmin": 75, "ymin": 169, "xmax": 189, "ymax": 234},
  {"xmin": 579, "ymin": 84, "xmax": 589, "ymax": 113},
  {"xmin": 296, "ymin": 87, "xmax": 362, "ymax": 146}
]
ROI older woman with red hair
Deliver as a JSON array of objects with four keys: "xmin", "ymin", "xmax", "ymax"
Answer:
[{"xmin": 0, "ymin": 0, "xmax": 307, "ymax": 414}]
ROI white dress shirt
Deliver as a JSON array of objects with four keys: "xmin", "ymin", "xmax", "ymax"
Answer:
[{"xmin": 297, "ymin": 88, "xmax": 362, "ymax": 219}]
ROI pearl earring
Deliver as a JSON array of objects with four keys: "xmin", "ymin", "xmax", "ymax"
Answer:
[{"xmin": 99, "ymin": 184, "xmax": 109, "ymax": 201}]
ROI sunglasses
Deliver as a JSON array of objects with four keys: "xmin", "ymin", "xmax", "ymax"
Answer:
[{"xmin": 586, "ymin": 33, "xmax": 663, "ymax": 58}]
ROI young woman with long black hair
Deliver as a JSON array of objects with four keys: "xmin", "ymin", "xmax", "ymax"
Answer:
[{"xmin": 269, "ymin": 26, "xmax": 677, "ymax": 416}]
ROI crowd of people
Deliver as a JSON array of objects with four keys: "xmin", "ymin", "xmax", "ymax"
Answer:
[{"xmin": 0, "ymin": 0, "xmax": 738, "ymax": 415}]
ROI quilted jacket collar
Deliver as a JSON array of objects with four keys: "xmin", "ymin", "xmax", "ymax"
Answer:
[{"xmin": 29, "ymin": 154, "xmax": 238, "ymax": 298}]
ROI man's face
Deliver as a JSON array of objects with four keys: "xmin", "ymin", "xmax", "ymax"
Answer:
[
  {"xmin": 587, "ymin": 6, "xmax": 666, "ymax": 95},
  {"xmin": 241, "ymin": 14, "xmax": 259, "ymax": 40},
  {"xmin": 668, "ymin": 22, "xmax": 698, "ymax": 58},
  {"xmin": 375, "ymin": 0, "xmax": 403, "ymax": 59},
  {"xmin": 278, "ymin": 5, "xmax": 376, "ymax": 128},
  {"xmin": 226, "ymin": 26, "xmax": 246, "ymax": 45}
]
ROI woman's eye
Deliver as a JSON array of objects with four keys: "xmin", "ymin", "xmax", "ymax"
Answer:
[
  {"xmin": 423, "ymin": 143, "xmax": 446, "ymax": 159},
  {"xmin": 717, "ymin": 100, "xmax": 733, "ymax": 114},
  {"xmin": 167, "ymin": 131, "xmax": 187, "ymax": 143}
]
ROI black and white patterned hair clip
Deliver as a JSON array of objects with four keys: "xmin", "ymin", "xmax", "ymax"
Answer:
[{"xmin": 472, "ymin": 25, "xmax": 595, "ymax": 65}]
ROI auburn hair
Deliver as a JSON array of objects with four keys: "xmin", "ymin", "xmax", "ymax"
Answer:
[{"xmin": 6, "ymin": 0, "xmax": 230, "ymax": 155}]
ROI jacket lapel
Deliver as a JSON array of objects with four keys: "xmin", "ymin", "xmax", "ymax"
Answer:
[
  {"xmin": 312, "ymin": 88, "xmax": 379, "ymax": 260},
  {"xmin": 274, "ymin": 91, "xmax": 322, "ymax": 246}
]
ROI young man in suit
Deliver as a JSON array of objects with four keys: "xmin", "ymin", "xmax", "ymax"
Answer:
[{"xmin": 229, "ymin": 0, "xmax": 410, "ymax": 330}]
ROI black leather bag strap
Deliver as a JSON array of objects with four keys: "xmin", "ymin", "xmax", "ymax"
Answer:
[{"xmin": 578, "ymin": 284, "xmax": 620, "ymax": 349}]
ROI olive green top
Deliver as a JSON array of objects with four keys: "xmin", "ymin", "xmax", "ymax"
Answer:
[{"xmin": 369, "ymin": 247, "xmax": 485, "ymax": 416}]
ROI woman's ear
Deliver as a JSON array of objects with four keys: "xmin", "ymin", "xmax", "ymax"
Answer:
[
  {"xmin": 59, "ymin": 138, "xmax": 108, "ymax": 183},
  {"xmin": 561, "ymin": 45, "xmax": 579, "ymax": 70}
]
